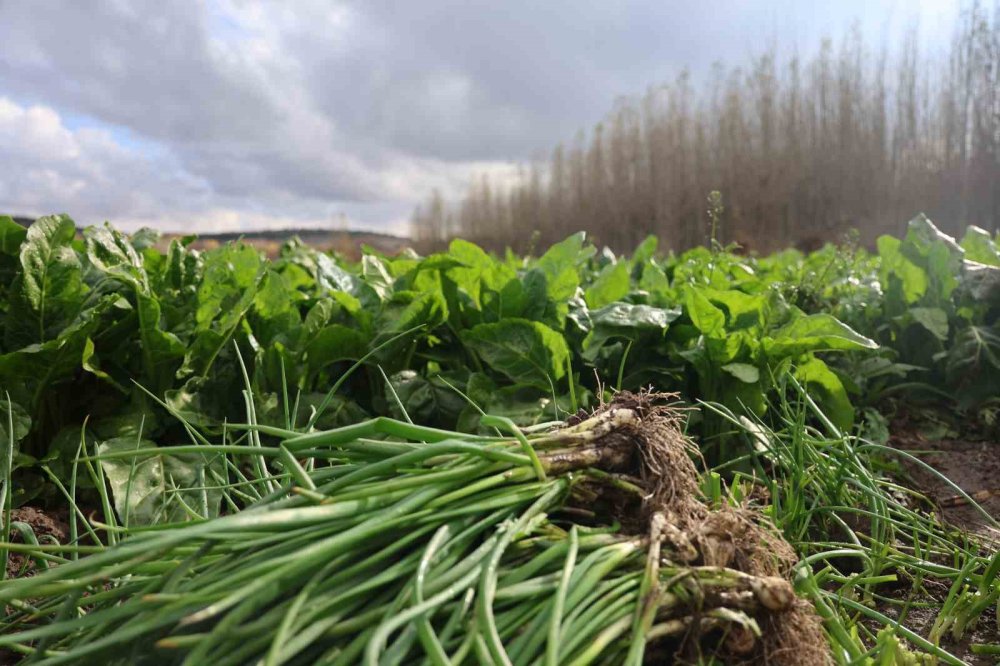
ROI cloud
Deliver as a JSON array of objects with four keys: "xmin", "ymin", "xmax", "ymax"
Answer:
[
  {"xmin": 0, "ymin": 0, "xmax": 958, "ymax": 233},
  {"xmin": 0, "ymin": 96, "xmax": 511, "ymax": 234},
  {"xmin": 0, "ymin": 98, "xmax": 209, "ymax": 221}
]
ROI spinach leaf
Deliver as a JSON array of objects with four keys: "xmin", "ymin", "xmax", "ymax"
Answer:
[
  {"xmin": 98, "ymin": 437, "xmax": 223, "ymax": 526},
  {"xmin": 463, "ymin": 319, "xmax": 569, "ymax": 390},
  {"xmin": 585, "ymin": 261, "xmax": 630, "ymax": 308},
  {"xmin": 764, "ymin": 314, "xmax": 877, "ymax": 358},
  {"xmin": 7, "ymin": 214, "xmax": 84, "ymax": 346}
]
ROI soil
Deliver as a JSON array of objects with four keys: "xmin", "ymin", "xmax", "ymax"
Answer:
[
  {"xmin": 2, "ymin": 507, "xmax": 70, "ymax": 665},
  {"xmin": 880, "ymin": 418, "xmax": 1000, "ymax": 664},
  {"xmin": 4, "ymin": 506, "xmax": 69, "ymax": 579},
  {"xmin": 867, "ymin": 601, "xmax": 1000, "ymax": 666},
  {"xmin": 890, "ymin": 427, "xmax": 1000, "ymax": 537}
]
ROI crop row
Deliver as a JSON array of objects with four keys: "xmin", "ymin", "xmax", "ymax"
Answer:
[{"xmin": 2, "ymin": 214, "xmax": 999, "ymax": 504}]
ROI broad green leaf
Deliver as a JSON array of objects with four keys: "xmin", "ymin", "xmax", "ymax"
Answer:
[
  {"xmin": 456, "ymin": 372, "xmax": 500, "ymax": 432},
  {"xmin": 463, "ymin": 319, "xmax": 569, "ymax": 389},
  {"xmin": 380, "ymin": 290, "xmax": 447, "ymax": 334},
  {"xmin": 254, "ymin": 269, "xmax": 302, "ymax": 319},
  {"xmin": 903, "ymin": 214, "xmax": 964, "ymax": 265},
  {"xmin": 565, "ymin": 296, "xmax": 592, "ymax": 334},
  {"xmin": 412, "ymin": 253, "xmax": 466, "ymax": 273},
  {"xmin": 960, "ymin": 226, "xmax": 1000, "ymax": 266},
  {"xmin": 180, "ymin": 245, "xmax": 264, "ymax": 378},
  {"xmin": 764, "ymin": 313, "xmax": 878, "ymax": 358},
  {"xmin": 164, "ymin": 377, "xmax": 221, "ymax": 428},
  {"xmin": 583, "ymin": 303, "xmax": 680, "ymax": 360},
  {"xmin": 631, "ymin": 235, "xmax": 658, "ymax": 266},
  {"xmin": 721, "ymin": 362, "xmax": 759, "ymax": 383},
  {"xmin": 98, "ymin": 437, "xmax": 223, "ymax": 526},
  {"xmin": 719, "ymin": 372, "xmax": 767, "ymax": 417},
  {"xmin": 0, "ymin": 215, "xmax": 27, "ymax": 256},
  {"xmin": 908, "ymin": 307, "xmax": 949, "ymax": 341},
  {"xmin": 877, "ymin": 235, "xmax": 927, "ymax": 305},
  {"xmin": 596, "ymin": 247, "xmax": 616, "ymax": 267},
  {"xmin": 526, "ymin": 233, "xmax": 591, "ymax": 316},
  {"xmin": 305, "ymin": 325, "xmax": 369, "ymax": 375},
  {"xmin": 944, "ymin": 324, "xmax": 1000, "ymax": 408},
  {"xmin": 519, "ymin": 268, "xmax": 574, "ymax": 328},
  {"xmin": 445, "ymin": 239, "xmax": 513, "ymax": 307},
  {"xmin": 84, "ymin": 224, "xmax": 147, "ymax": 290},
  {"xmin": 129, "ymin": 227, "xmax": 161, "ymax": 251},
  {"xmin": 10, "ymin": 214, "xmax": 84, "ymax": 344},
  {"xmin": 685, "ymin": 288, "xmax": 725, "ymax": 337},
  {"xmin": 82, "ymin": 225, "xmax": 184, "ymax": 392},
  {"xmin": 926, "ymin": 243, "xmax": 961, "ymax": 302},
  {"xmin": 81, "ymin": 337, "xmax": 127, "ymax": 392},
  {"xmin": 314, "ymin": 253, "xmax": 364, "ymax": 296},
  {"xmin": 590, "ymin": 302, "xmax": 680, "ymax": 333},
  {"xmin": 585, "ymin": 262, "xmax": 630, "ymax": 308},
  {"xmin": 136, "ymin": 294, "xmax": 186, "ymax": 393},
  {"xmin": 194, "ymin": 244, "xmax": 262, "ymax": 328},
  {"xmin": 278, "ymin": 262, "xmax": 314, "ymax": 292},
  {"xmin": 302, "ymin": 300, "xmax": 335, "ymax": 339},
  {"xmin": 794, "ymin": 357, "xmax": 855, "ymax": 431},
  {"xmin": 252, "ymin": 270, "xmax": 305, "ymax": 349},
  {"xmin": 0, "ymin": 302, "xmax": 107, "ymax": 405},
  {"xmin": 901, "ymin": 215, "xmax": 963, "ymax": 303},
  {"xmin": 386, "ymin": 256, "xmax": 419, "ymax": 280},
  {"xmin": 538, "ymin": 266, "xmax": 580, "ymax": 303},
  {"xmin": 959, "ymin": 262, "xmax": 1000, "ymax": 308},
  {"xmin": 361, "ymin": 254, "xmax": 394, "ymax": 301},
  {"xmin": 384, "ymin": 370, "xmax": 466, "ymax": 428},
  {"xmin": 702, "ymin": 288, "xmax": 766, "ymax": 330},
  {"xmin": 705, "ymin": 331, "xmax": 746, "ymax": 364},
  {"xmin": 160, "ymin": 237, "xmax": 202, "ymax": 292},
  {"xmin": 537, "ymin": 232, "xmax": 590, "ymax": 276},
  {"xmin": 464, "ymin": 383, "xmax": 579, "ymax": 429},
  {"xmin": 638, "ymin": 261, "xmax": 670, "ymax": 297}
]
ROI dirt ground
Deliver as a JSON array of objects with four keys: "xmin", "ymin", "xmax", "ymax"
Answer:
[
  {"xmin": 886, "ymin": 421, "xmax": 1000, "ymax": 664},
  {"xmin": 2, "ymin": 508, "xmax": 70, "ymax": 665},
  {"xmin": 891, "ymin": 429, "xmax": 1000, "ymax": 538},
  {"xmin": 3, "ymin": 507, "xmax": 69, "ymax": 580}
]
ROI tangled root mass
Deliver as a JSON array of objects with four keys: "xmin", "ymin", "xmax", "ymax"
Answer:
[{"xmin": 569, "ymin": 391, "xmax": 832, "ymax": 666}]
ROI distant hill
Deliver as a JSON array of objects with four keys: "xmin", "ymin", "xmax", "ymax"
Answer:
[
  {"xmin": 5, "ymin": 215, "xmax": 410, "ymax": 259},
  {"xmin": 161, "ymin": 228, "xmax": 410, "ymax": 259}
]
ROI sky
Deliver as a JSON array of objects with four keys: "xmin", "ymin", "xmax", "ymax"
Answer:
[{"xmin": 0, "ymin": 1, "xmax": 960, "ymax": 235}]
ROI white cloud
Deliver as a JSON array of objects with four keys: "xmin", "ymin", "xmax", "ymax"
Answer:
[
  {"xmin": 0, "ymin": 96, "xmax": 513, "ymax": 234},
  {"xmin": 0, "ymin": 98, "xmax": 208, "ymax": 221}
]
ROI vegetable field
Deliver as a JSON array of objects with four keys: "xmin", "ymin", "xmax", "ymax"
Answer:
[{"xmin": 2, "ymin": 212, "xmax": 999, "ymax": 664}]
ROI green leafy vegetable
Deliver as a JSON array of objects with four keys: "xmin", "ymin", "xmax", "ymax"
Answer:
[{"xmin": 463, "ymin": 319, "xmax": 569, "ymax": 389}]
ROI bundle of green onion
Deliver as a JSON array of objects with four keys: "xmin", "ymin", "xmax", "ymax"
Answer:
[{"xmin": 0, "ymin": 395, "xmax": 815, "ymax": 665}]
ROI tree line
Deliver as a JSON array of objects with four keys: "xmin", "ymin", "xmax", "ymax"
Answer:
[{"xmin": 412, "ymin": 4, "xmax": 1000, "ymax": 253}]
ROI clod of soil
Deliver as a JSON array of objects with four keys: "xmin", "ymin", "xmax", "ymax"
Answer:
[{"xmin": 4, "ymin": 506, "xmax": 69, "ymax": 579}]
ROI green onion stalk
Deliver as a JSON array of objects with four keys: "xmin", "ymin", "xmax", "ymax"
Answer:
[{"xmin": 0, "ymin": 394, "xmax": 805, "ymax": 665}]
